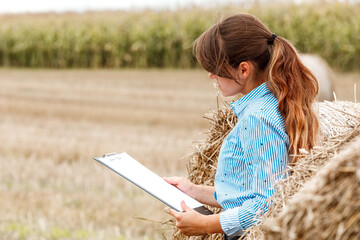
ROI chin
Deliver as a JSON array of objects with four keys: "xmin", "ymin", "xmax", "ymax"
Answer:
[{"xmin": 221, "ymin": 92, "xmax": 233, "ymax": 97}]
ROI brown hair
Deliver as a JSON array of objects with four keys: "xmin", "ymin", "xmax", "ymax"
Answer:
[{"xmin": 194, "ymin": 13, "xmax": 319, "ymax": 162}]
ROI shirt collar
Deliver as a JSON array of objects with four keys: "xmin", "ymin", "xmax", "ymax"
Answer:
[{"xmin": 230, "ymin": 82, "xmax": 270, "ymax": 116}]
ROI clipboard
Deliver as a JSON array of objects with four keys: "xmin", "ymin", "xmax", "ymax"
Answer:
[{"xmin": 94, "ymin": 152, "xmax": 213, "ymax": 215}]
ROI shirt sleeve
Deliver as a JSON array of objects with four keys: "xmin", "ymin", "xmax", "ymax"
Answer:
[{"xmin": 219, "ymin": 113, "xmax": 288, "ymax": 235}]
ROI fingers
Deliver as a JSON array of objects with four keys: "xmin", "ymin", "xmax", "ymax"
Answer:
[
  {"xmin": 169, "ymin": 208, "xmax": 181, "ymax": 219},
  {"xmin": 163, "ymin": 176, "xmax": 181, "ymax": 185},
  {"xmin": 181, "ymin": 200, "xmax": 193, "ymax": 212},
  {"xmin": 169, "ymin": 201, "xmax": 192, "ymax": 217}
]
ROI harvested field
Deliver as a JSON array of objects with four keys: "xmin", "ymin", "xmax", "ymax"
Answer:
[
  {"xmin": 0, "ymin": 69, "xmax": 359, "ymax": 239},
  {"xmin": 0, "ymin": 69, "xmax": 216, "ymax": 239}
]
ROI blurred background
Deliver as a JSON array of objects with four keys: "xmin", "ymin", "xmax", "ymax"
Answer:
[{"xmin": 0, "ymin": 0, "xmax": 359, "ymax": 239}]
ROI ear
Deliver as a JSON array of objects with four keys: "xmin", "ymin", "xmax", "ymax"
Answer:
[{"xmin": 237, "ymin": 61, "xmax": 252, "ymax": 79}]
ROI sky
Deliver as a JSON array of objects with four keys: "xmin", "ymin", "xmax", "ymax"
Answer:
[
  {"xmin": 0, "ymin": 0, "xmax": 236, "ymax": 14},
  {"xmin": 1, "ymin": 0, "xmax": 357, "ymax": 14}
]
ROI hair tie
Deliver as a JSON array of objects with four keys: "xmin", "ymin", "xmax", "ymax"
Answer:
[{"xmin": 268, "ymin": 33, "xmax": 277, "ymax": 45}]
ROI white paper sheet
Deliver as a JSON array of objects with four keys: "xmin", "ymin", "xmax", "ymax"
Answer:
[{"xmin": 94, "ymin": 152, "xmax": 203, "ymax": 212}]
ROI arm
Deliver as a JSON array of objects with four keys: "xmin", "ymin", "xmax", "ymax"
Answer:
[
  {"xmin": 191, "ymin": 184, "xmax": 221, "ymax": 208},
  {"xmin": 163, "ymin": 177, "xmax": 221, "ymax": 208}
]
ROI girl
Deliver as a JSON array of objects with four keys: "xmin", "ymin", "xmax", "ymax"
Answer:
[{"xmin": 164, "ymin": 13, "xmax": 318, "ymax": 239}]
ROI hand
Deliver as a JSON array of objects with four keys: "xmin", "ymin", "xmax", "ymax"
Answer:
[
  {"xmin": 169, "ymin": 201, "xmax": 209, "ymax": 236},
  {"xmin": 164, "ymin": 177, "xmax": 221, "ymax": 208},
  {"xmin": 163, "ymin": 176, "xmax": 196, "ymax": 198}
]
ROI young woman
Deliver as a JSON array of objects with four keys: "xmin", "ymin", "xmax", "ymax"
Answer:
[{"xmin": 164, "ymin": 13, "xmax": 318, "ymax": 239}]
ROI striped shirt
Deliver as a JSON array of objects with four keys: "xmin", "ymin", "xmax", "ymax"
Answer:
[{"xmin": 214, "ymin": 82, "xmax": 289, "ymax": 236}]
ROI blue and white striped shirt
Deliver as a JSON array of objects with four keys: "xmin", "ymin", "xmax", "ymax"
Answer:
[{"xmin": 214, "ymin": 82, "xmax": 289, "ymax": 236}]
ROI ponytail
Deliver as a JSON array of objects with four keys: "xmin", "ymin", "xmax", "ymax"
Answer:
[{"xmin": 266, "ymin": 36, "xmax": 319, "ymax": 161}]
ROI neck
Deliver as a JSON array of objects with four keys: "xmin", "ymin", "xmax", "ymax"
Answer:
[{"xmin": 242, "ymin": 73, "xmax": 266, "ymax": 95}]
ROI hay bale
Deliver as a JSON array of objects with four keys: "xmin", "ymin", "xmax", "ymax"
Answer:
[
  {"xmin": 259, "ymin": 133, "xmax": 360, "ymax": 240},
  {"xmin": 300, "ymin": 54, "xmax": 335, "ymax": 101},
  {"xmin": 172, "ymin": 101, "xmax": 360, "ymax": 240}
]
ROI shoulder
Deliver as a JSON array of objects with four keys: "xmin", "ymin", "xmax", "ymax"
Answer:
[
  {"xmin": 243, "ymin": 91, "xmax": 281, "ymax": 120},
  {"xmin": 240, "ymin": 92, "xmax": 288, "ymax": 143}
]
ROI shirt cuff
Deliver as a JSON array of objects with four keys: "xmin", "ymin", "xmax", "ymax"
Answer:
[{"xmin": 219, "ymin": 208, "xmax": 244, "ymax": 236}]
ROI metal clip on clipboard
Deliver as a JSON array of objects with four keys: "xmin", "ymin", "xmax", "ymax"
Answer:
[{"xmin": 103, "ymin": 152, "xmax": 118, "ymax": 157}]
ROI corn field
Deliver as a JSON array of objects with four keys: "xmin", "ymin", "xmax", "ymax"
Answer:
[{"xmin": 0, "ymin": 2, "xmax": 359, "ymax": 71}]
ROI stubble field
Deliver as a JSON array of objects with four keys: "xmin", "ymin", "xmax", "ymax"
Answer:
[{"xmin": 0, "ymin": 69, "xmax": 359, "ymax": 239}]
